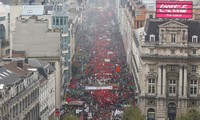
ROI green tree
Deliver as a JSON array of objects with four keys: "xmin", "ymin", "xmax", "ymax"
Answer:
[
  {"xmin": 62, "ymin": 112, "xmax": 79, "ymax": 120},
  {"xmin": 176, "ymin": 109, "xmax": 200, "ymax": 120},
  {"xmin": 122, "ymin": 106, "xmax": 145, "ymax": 120}
]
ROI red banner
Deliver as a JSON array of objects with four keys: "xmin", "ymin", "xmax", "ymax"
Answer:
[
  {"xmin": 156, "ymin": 1, "xmax": 193, "ymax": 18},
  {"xmin": 116, "ymin": 66, "xmax": 120, "ymax": 73},
  {"xmin": 55, "ymin": 109, "xmax": 60, "ymax": 116}
]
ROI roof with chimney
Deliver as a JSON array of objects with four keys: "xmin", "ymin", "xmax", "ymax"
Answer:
[
  {"xmin": 144, "ymin": 19, "xmax": 200, "ymax": 43},
  {"xmin": 4, "ymin": 61, "xmax": 35, "ymax": 77}
]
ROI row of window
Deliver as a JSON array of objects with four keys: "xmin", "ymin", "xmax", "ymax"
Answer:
[
  {"xmin": 10, "ymin": 88, "xmax": 39, "ymax": 119},
  {"xmin": 149, "ymin": 48, "xmax": 198, "ymax": 55},
  {"xmin": 149, "ymin": 34, "xmax": 198, "ymax": 42},
  {"xmin": 53, "ymin": 17, "xmax": 67, "ymax": 26},
  {"xmin": 148, "ymin": 79, "xmax": 198, "ymax": 95},
  {"xmin": 149, "ymin": 64, "xmax": 198, "ymax": 72},
  {"xmin": 40, "ymin": 85, "xmax": 48, "ymax": 100},
  {"xmin": 16, "ymin": 82, "xmax": 24, "ymax": 95},
  {"xmin": 15, "ymin": 74, "xmax": 38, "ymax": 96}
]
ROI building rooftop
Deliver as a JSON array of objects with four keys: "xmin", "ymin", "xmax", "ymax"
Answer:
[
  {"xmin": 0, "ymin": 66, "xmax": 20, "ymax": 87},
  {"xmin": 4, "ymin": 61, "xmax": 34, "ymax": 77},
  {"xmin": 144, "ymin": 19, "xmax": 200, "ymax": 43},
  {"xmin": 13, "ymin": 18, "xmax": 60, "ymax": 58},
  {"xmin": 44, "ymin": 5, "xmax": 53, "ymax": 11},
  {"xmin": 21, "ymin": 5, "xmax": 44, "ymax": 16},
  {"xmin": 28, "ymin": 58, "xmax": 54, "ymax": 78}
]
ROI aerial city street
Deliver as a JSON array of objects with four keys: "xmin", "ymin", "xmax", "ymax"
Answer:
[
  {"xmin": 0, "ymin": 0, "xmax": 200, "ymax": 120},
  {"xmin": 65, "ymin": 0, "xmax": 136, "ymax": 119}
]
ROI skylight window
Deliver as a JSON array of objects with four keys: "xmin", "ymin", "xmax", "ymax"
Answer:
[
  {"xmin": 0, "ymin": 73, "xmax": 6, "ymax": 77},
  {"xmin": 3, "ymin": 72, "xmax": 9, "ymax": 76},
  {"xmin": 6, "ymin": 70, "xmax": 12, "ymax": 74}
]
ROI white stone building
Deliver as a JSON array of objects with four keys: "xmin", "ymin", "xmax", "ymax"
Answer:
[
  {"xmin": 132, "ymin": 19, "xmax": 200, "ymax": 120},
  {"xmin": 12, "ymin": 16, "xmax": 61, "ymax": 110},
  {"xmin": 0, "ymin": 60, "xmax": 41, "ymax": 120},
  {"xmin": 27, "ymin": 58, "xmax": 56, "ymax": 120}
]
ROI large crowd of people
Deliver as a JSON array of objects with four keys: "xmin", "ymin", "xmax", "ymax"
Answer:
[{"xmin": 65, "ymin": 2, "xmax": 137, "ymax": 120}]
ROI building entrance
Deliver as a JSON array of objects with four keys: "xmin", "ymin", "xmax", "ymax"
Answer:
[
  {"xmin": 168, "ymin": 103, "xmax": 176, "ymax": 120},
  {"xmin": 147, "ymin": 108, "xmax": 155, "ymax": 120}
]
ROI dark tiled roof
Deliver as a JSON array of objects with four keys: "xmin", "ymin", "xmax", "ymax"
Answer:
[
  {"xmin": 145, "ymin": 19, "xmax": 200, "ymax": 43},
  {"xmin": 5, "ymin": 61, "xmax": 34, "ymax": 77},
  {"xmin": 44, "ymin": 5, "xmax": 53, "ymax": 11},
  {"xmin": 145, "ymin": 19, "xmax": 166, "ymax": 42},
  {"xmin": 185, "ymin": 20, "xmax": 200, "ymax": 42},
  {"xmin": 0, "ymin": 66, "xmax": 20, "ymax": 86},
  {"xmin": 28, "ymin": 58, "xmax": 54, "ymax": 78}
]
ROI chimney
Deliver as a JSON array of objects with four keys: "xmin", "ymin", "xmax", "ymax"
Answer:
[
  {"xmin": 25, "ymin": 58, "xmax": 28, "ymax": 64},
  {"xmin": 17, "ymin": 60, "xmax": 23, "ymax": 69}
]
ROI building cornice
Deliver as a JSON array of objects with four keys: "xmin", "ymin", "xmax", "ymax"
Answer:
[
  {"xmin": 141, "ymin": 42, "xmax": 200, "ymax": 48},
  {"xmin": 141, "ymin": 54, "xmax": 200, "ymax": 62}
]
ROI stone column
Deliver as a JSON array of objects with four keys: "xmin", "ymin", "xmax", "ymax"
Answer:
[
  {"xmin": 157, "ymin": 65, "xmax": 162, "ymax": 96},
  {"xmin": 179, "ymin": 65, "xmax": 183, "ymax": 97},
  {"xmin": 183, "ymin": 66, "xmax": 187, "ymax": 97},
  {"xmin": 10, "ymin": 108, "xmax": 13, "ymax": 120},
  {"xmin": 163, "ymin": 65, "xmax": 166, "ymax": 96}
]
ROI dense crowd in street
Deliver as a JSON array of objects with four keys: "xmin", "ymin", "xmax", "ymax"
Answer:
[{"xmin": 65, "ymin": 1, "xmax": 137, "ymax": 119}]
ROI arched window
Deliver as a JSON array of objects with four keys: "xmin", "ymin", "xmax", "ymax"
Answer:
[
  {"xmin": 149, "ymin": 34, "xmax": 155, "ymax": 42},
  {"xmin": 0, "ymin": 24, "xmax": 5, "ymax": 41},
  {"xmin": 168, "ymin": 103, "xmax": 176, "ymax": 120},
  {"xmin": 192, "ymin": 35, "xmax": 198, "ymax": 42},
  {"xmin": 147, "ymin": 108, "xmax": 155, "ymax": 120}
]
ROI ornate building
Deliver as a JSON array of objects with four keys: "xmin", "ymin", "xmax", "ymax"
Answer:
[{"xmin": 132, "ymin": 19, "xmax": 200, "ymax": 120}]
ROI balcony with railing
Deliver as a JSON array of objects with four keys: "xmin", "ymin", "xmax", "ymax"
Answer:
[{"xmin": 0, "ymin": 90, "xmax": 11, "ymax": 106}]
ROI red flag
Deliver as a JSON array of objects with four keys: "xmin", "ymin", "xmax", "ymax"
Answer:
[{"xmin": 115, "ymin": 66, "xmax": 120, "ymax": 73}]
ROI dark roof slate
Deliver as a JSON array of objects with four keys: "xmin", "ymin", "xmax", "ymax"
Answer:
[
  {"xmin": 44, "ymin": 5, "xmax": 53, "ymax": 11},
  {"xmin": 145, "ymin": 19, "xmax": 200, "ymax": 43},
  {"xmin": 28, "ymin": 58, "xmax": 54, "ymax": 78},
  {"xmin": 0, "ymin": 66, "xmax": 20, "ymax": 86},
  {"xmin": 145, "ymin": 19, "xmax": 166, "ymax": 42}
]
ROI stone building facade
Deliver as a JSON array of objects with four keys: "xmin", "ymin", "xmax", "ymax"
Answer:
[
  {"xmin": 0, "ymin": 60, "xmax": 40, "ymax": 120},
  {"xmin": 132, "ymin": 19, "xmax": 200, "ymax": 120}
]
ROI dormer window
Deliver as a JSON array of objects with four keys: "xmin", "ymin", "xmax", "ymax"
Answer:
[
  {"xmin": 171, "ymin": 33, "xmax": 176, "ymax": 42},
  {"xmin": 149, "ymin": 34, "xmax": 155, "ymax": 42},
  {"xmin": 192, "ymin": 35, "xmax": 198, "ymax": 42}
]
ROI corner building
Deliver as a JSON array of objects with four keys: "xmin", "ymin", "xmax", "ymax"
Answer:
[{"xmin": 133, "ymin": 19, "xmax": 200, "ymax": 120}]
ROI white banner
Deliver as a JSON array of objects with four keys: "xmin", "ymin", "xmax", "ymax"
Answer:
[{"xmin": 85, "ymin": 86, "xmax": 113, "ymax": 90}]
